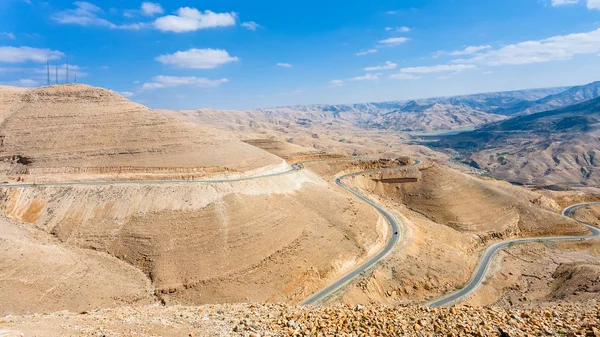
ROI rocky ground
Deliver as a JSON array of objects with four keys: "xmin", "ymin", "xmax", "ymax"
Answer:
[{"xmin": 2, "ymin": 301, "xmax": 600, "ymax": 336}]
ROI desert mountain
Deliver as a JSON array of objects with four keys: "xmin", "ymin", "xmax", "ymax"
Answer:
[
  {"xmin": 0, "ymin": 85, "xmax": 284, "ymax": 182},
  {"xmin": 435, "ymin": 96, "xmax": 600, "ymax": 186},
  {"xmin": 491, "ymin": 81, "xmax": 600, "ymax": 116},
  {"xmin": 256, "ymin": 86, "xmax": 567, "ymax": 132},
  {"xmin": 365, "ymin": 102, "xmax": 506, "ymax": 132}
]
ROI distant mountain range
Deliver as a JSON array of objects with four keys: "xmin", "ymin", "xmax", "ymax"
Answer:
[
  {"xmin": 435, "ymin": 95, "xmax": 600, "ymax": 187},
  {"xmin": 265, "ymin": 86, "xmax": 572, "ymax": 132},
  {"xmin": 490, "ymin": 81, "xmax": 600, "ymax": 116},
  {"xmin": 264, "ymin": 81, "xmax": 600, "ymax": 133}
]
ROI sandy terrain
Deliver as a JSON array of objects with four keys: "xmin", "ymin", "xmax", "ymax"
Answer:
[
  {"xmin": 322, "ymin": 164, "xmax": 588, "ymax": 306},
  {"xmin": 1, "ymin": 82, "xmax": 599, "ymax": 333},
  {"xmin": 0, "ymin": 216, "xmax": 154, "ymax": 316},
  {"xmin": 0, "ymin": 85, "xmax": 284, "ymax": 183}
]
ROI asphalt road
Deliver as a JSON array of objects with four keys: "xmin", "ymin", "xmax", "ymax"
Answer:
[
  {"xmin": 0, "ymin": 157, "xmax": 381, "ymax": 188},
  {"xmin": 427, "ymin": 202, "xmax": 600, "ymax": 308},
  {"xmin": 1, "ymin": 156, "xmax": 419, "ymax": 306},
  {"xmin": 302, "ymin": 160, "xmax": 421, "ymax": 305}
]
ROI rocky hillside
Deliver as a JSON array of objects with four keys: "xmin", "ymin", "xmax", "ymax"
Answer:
[
  {"xmin": 365, "ymin": 102, "xmax": 506, "ymax": 132},
  {"xmin": 491, "ymin": 81, "xmax": 600, "ymax": 116},
  {"xmin": 260, "ymin": 86, "xmax": 567, "ymax": 132},
  {"xmin": 435, "ymin": 96, "xmax": 600, "ymax": 186},
  {"xmin": 2, "ymin": 301, "xmax": 599, "ymax": 336},
  {"xmin": 0, "ymin": 84, "xmax": 284, "ymax": 182}
]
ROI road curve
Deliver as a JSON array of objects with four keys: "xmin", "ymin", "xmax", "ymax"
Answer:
[
  {"xmin": 302, "ymin": 160, "xmax": 421, "ymax": 305},
  {"xmin": 1, "ymin": 156, "xmax": 419, "ymax": 305},
  {"xmin": 428, "ymin": 202, "xmax": 600, "ymax": 308}
]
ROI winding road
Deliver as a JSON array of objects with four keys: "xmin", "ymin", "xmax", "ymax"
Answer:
[
  {"xmin": 302, "ymin": 168, "xmax": 407, "ymax": 305},
  {"xmin": 7, "ymin": 157, "xmax": 593, "ymax": 308},
  {"xmin": 1, "ymin": 157, "xmax": 418, "ymax": 306},
  {"xmin": 427, "ymin": 202, "xmax": 600, "ymax": 308}
]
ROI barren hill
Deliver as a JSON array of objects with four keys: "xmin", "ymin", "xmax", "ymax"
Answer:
[
  {"xmin": 436, "ymin": 96, "xmax": 600, "ymax": 186},
  {"xmin": 0, "ymin": 85, "xmax": 283, "ymax": 182},
  {"xmin": 491, "ymin": 81, "xmax": 600, "ymax": 116},
  {"xmin": 366, "ymin": 102, "xmax": 506, "ymax": 132}
]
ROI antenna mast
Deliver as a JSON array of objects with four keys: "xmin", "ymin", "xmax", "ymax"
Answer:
[
  {"xmin": 55, "ymin": 63, "xmax": 58, "ymax": 84},
  {"xmin": 46, "ymin": 60, "xmax": 50, "ymax": 86}
]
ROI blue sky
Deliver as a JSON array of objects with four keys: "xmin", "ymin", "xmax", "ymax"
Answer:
[{"xmin": 1, "ymin": 0, "xmax": 600, "ymax": 109}]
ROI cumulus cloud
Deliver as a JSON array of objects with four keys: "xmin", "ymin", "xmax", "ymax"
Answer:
[
  {"xmin": 400, "ymin": 64, "xmax": 476, "ymax": 73},
  {"xmin": 363, "ymin": 61, "xmax": 397, "ymax": 71},
  {"xmin": 141, "ymin": 2, "xmax": 164, "ymax": 16},
  {"xmin": 588, "ymin": 0, "xmax": 600, "ymax": 9},
  {"xmin": 453, "ymin": 28, "xmax": 600, "ymax": 66},
  {"xmin": 154, "ymin": 7, "xmax": 236, "ymax": 32},
  {"xmin": 0, "ymin": 46, "xmax": 64, "ymax": 63},
  {"xmin": 155, "ymin": 48, "xmax": 239, "ymax": 69},
  {"xmin": 356, "ymin": 49, "xmax": 378, "ymax": 56},
  {"xmin": 389, "ymin": 73, "xmax": 421, "ymax": 80},
  {"xmin": 434, "ymin": 45, "xmax": 492, "ymax": 57},
  {"xmin": 277, "ymin": 63, "xmax": 292, "ymax": 68},
  {"xmin": 379, "ymin": 37, "xmax": 409, "ymax": 46},
  {"xmin": 53, "ymin": 2, "xmax": 147, "ymax": 30},
  {"xmin": 120, "ymin": 91, "xmax": 134, "ymax": 97},
  {"xmin": 241, "ymin": 21, "xmax": 260, "ymax": 31},
  {"xmin": 142, "ymin": 75, "xmax": 229, "ymax": 90}
]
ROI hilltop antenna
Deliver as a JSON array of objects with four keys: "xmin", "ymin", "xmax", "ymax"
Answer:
[
  {"xmin": 55, "ymin": 63, "xmax": 58, "ymax": 84},
  {"xmin": 46, "ymin": 60, "xmax": 50, "ymax": 86},
  {"xmin": 74, "ymin": 73, "xmax": 77, "ymax": 84},
  {"xmin": 66, "ymin": 56, "xmax": 69, "ymax": 84}
]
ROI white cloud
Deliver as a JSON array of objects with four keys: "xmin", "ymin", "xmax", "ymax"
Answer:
[
  {"xmin": 356, "ymin": 49, "xmax": 378, "ymax": 56},
  {"xmin": 142, "ymin": 75, "xmax": 229, "ymax": 90},
  {"xmin": 120, "ymin": 91, "xmax": 134, "ymax": 97},
  {"xmin": 328, "ymin": 79, "xmax": 344, "ymax": 87},
  {"xmin": 0, "ymin": 46, "xmax": 64, "ymax": 63},
  {"xmin": 363, "ymin": 61, "xmax": 397, "ymax": 71},
  {"xmin": 133, "ymin": 80, "xmax": 140, "ymax": 84},
  {"xmin": 154, "ymin": 7, "xmax": 236, "ymax": 32},
  {"xmin": 349, "ymin": 73, "xmax": 380, "ymax": 81},
  {"xmin": 141, "ymin": 2, "xmax": 164, "ymax": 16},
  {"xmin": 100, "ymin": 65, "xmax": 109, "ymax": 69},
  {"xmin": 1, "ymin": 32, "xmax": 16, "ymax": 40},
  {"xmin": 551, "ymin": 0, "xmax": 579, "ymax": 5},
  {"xmin": 379, "ymin": 37, "xmax": 409, "ymax": 46},
  {"xmin": 588, "ymin": 0, "xmax": 600, "ymax": 9},
  {"xmin": 453, "ymin": 28, "xmax": 600, "ymax": 66},
  {"xmin": 155, "ymin": 48, "xmax": 239, "ymax": 69},
  {"xmin": 241, "ymin": 21, "xmax": 260, "ymax": 31},
  {"xmin": 0, "ymin": 79, "xmax": 39, "ymax": 87},
  {"xmin": 386, "ymin": 11, "xmax": 398, "ymax": 14},
  {"xmin": 434, "ymin": 45, "xmax": 492, "ymax": 57},
  {"xmin": 400, "ymin": 64, "xmax": 476, "ymax": 73},
  {"xmin": 277, "ymin": 63, "xmax": 292, "ymax": 68},
  {"xmin": 386, "ymin": 26, "xmax": 410, "ymax": 32},
  {"xmin": 482, "ymin": 70, "xmax": 494, "ymax": 75},
  {"xmin": 389, "ymin": 73, "xmax": 421, "ymax": 80},
  {"xmin": 53, "ymin": 2, "xmax": 147, "ymax": 30}
]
